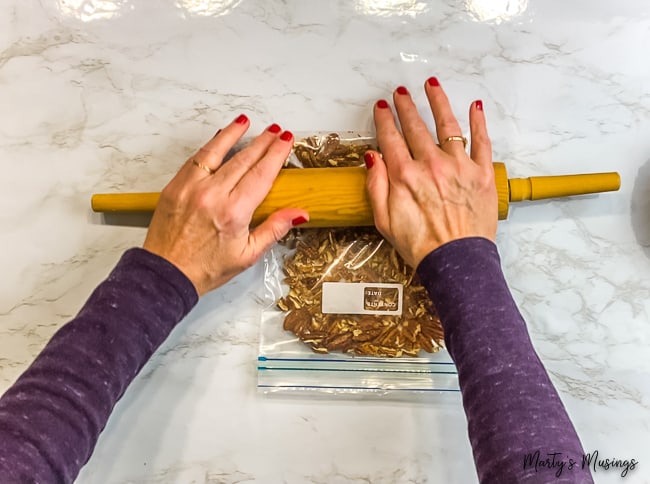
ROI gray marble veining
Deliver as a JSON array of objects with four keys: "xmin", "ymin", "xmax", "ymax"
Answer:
[{"xmin": 1, "ymin": 1, "xmax": 649, "ymax": 482}]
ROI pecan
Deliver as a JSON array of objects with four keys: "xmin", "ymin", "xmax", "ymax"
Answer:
[
  {"xmin": 351, "ymin": 327, "xmax": 383, "ymax": 342},
  {"xmin": 283, "ymin": 308, "xmax": 310, "ymax": 332},
  {"xmin": 325, "ymin": 332, "xmax": 354, "ymax": 351}
]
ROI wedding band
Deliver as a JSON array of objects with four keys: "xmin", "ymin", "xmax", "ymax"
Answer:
[
  {"xmin": 439, "ymin": 136, "xmax": 468, "ymax": 149},
  {"xmin": 192, "ymin": 158, "xmax": 215, "ymax": 175}
]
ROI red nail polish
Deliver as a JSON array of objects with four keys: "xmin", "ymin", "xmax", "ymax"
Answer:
[
  {"xmin": 280, "ymin": 130, "xmax": 293, "ymax": 142},
  {"xmin": 364, "ymin": 152, "xmax": 374, "ymax": 169},
  {"xmin": 427, "ymin": 77, "xmax": 440, "ymax": 87},
  {"xmin": 235, "ymin": 114, "xmax": 248, "ymax": 124},
  {"xmin": 291, "ymin": 215, "xmax": 308, "ymax": 226},
  {"xmin": 268, "ymin": 123, "xmax": 281, "ymax": 134},
  {"xmin": 475, "ymin": 100, "xmax": 483, "ymax": 111},
  {"xmin": 377, "ymin": 99, "xmax": 389, "ymax": 109},
  {"xmin": 396, "ymin": 86, "xmax": 409, "ymax": 95}
]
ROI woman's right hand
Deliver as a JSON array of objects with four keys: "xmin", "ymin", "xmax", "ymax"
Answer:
[
  {"xmin": 143, "ymin": 116, "xmax": 309, "ymax": 296},
  {"xmin": 364, "ymin": 78, "xmax": 498, "ymax": 268}
]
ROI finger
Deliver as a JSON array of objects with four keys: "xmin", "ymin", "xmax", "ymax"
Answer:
[
  {"xmin": 364, "ymin": 150, "xmax": 390, "ymax": 236},
  {"xmin": 215, "ymin": 123, "xmax": 283, "ymax": 184},
  {"xmin": 392, "ymin": 86, "xmax": 438, "ymax": 160},
  {"xmin": 184, "ymin": 113, "xmax": 250, "ymax": 180},
  {"xmin": 469, "ymin": 100, "xmax": 492, "ymax": 167},
  {"xmin": 229, "ymin": 130, "xmax": 294, "ymax": 212},
  {"xmin": 174, "ymin": 131, "xmax": 221, "ymax": 183},
  {"xmin": 373, "ymin": 99, "xmax": 413, "ymax": 179},
  {"xmin": 423, "ymin": 77, "xmax": 466, "ymax": 158},
  {"xmin": 246, "ymin": 208, "xmax": 310, "ymax": 261}
]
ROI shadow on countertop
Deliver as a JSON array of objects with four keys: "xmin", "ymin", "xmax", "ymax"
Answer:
[
  {"xmin": 89, "ymin": 211, "xmax": 153, "ymax": 227},
  {"xmin": 631, "ymin": 158, "xmax": 650, "ymax": 258}
]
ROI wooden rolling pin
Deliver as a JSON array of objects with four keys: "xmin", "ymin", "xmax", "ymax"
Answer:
[{"xmin": 91, "ymin": 163, "xmax": 620, "ymax": 227}]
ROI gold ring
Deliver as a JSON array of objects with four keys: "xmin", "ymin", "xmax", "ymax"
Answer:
[
  {"xmin": 192, "ymin": 158, "xmax": 215, "ymax": 175},
  {"xmin": 439, "ymin": 136, "xmax": 468, "ymax": 149}
]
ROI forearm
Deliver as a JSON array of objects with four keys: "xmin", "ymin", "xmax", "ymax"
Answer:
[
  {"xmin": 0, "ymin": 248, "xmax": 198, "ymax": 483},
  {"xmin": 417, "ymin": 237, "xmax": 592, "ymax": 483}
]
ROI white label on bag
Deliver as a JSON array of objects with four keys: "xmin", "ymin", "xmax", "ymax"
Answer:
[{"xmin": 321, "ymin": 282, "xmax": 403, "ymax": 316}]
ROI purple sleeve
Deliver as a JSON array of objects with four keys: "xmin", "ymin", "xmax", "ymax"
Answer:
[
  {"xmin": 417, "ymin": 237, "xmax": 593, "ymax": 484},
  {"xmin": 0, "ymin": 248, "xmax": 198, "ymax": 483}
]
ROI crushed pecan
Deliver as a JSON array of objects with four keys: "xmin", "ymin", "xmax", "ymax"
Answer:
[{"xmin": 291, "ymin": 133, "xmax": 372, "ymax": 168}]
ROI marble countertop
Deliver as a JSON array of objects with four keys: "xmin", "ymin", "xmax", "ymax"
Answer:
[{"xmin": 2, "ymin": 1, "xmax": 649, "ymax": 483}]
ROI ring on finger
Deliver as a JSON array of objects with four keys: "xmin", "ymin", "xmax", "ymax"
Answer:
[
  {"xmin": 438, "ymin": 135, "xmax": 468, "ymax": 149},
  {"xmin": 192, "ymin": 158, "xmax": 216, "ymax": 175}
]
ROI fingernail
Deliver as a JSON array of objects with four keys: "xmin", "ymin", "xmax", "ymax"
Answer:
[
  {"xmin": 475, "ymin": 100, "xmax": 483, "ymax": 111},
  {"xmin": 280, "ymin": 130, "xmax": 293, "ymax": 142},
  {"xmin": 377, "ymin": 99, "xmax": 389, "ymax": 109},
  {"xmin": 235, "ymin": 114, "xmax": 248, "ymax": 124},
  {"xmin": 268, "ymin": 123, "xmax": 281, "ymax": 134},
  {"xmin": 291, "ymin": 215, "xmax": 308, "ymax": 226},
  {"xmin": 396, "ymin": 86, "xmax": 409, "ymax": 95},
  {"xmin": 427, "ymin": 76, "xmax": 440, "ymax": 87},
  {"xmin": 364, "ymin": 152, "xmax": 374, "ymax": 169}
]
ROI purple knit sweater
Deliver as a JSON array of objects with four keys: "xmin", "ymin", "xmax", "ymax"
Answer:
[
  {"xmin": 0, "ymin": 239, "xmax": 592, "ymax": 483},
  {"xmin": 418, "ymin": 238, "xmax": 592, "ymax": 483}
]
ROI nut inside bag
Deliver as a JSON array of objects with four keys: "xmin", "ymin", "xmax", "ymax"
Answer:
[
  {"xmin": 278, "ymin": 228, "xmax": 444, "ymax": 357},
  {"xmin": 264, "ymin": 133, "xmax": 445, "ymax": 359}
]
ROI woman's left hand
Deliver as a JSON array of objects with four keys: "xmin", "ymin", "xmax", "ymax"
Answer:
[{"xmin": 143, "ymin": 115, "xmax": 309, "ymax": 296}]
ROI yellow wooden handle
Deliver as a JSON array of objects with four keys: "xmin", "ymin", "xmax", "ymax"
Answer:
[
  {"xmin": 508, "ymin": 172, "xmax": 621, "ymax": 201},
  {"xmin": 91, "ymin": 163, "xmax": 621, "ymax": 227},
  {"xmin": 92, "ymin": 192, "xmax": 161, "ymax": 212}
]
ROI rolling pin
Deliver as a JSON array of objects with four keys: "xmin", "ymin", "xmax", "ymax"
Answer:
[{"xmin": 91, "ymin": 163, "xmax": 621, "ymax": 228}]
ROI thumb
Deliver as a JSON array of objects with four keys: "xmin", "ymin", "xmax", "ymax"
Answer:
[{"xmin": 248, "ymin": 208, "xmax": 309, "ymax": 257}]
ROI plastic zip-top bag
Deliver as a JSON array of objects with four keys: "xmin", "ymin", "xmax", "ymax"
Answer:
[{"xmin": 259, "ymin": 133, "xmax": 459, "ymax": 395}]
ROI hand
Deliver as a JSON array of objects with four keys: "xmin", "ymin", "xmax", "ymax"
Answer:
[
  {"xmin": 364, "ymin": 78, "xmax": 498, "ymax": 268},
  {"xmin": 143, "ymin": 115, "xmax": 309, "ymax": 296}
]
